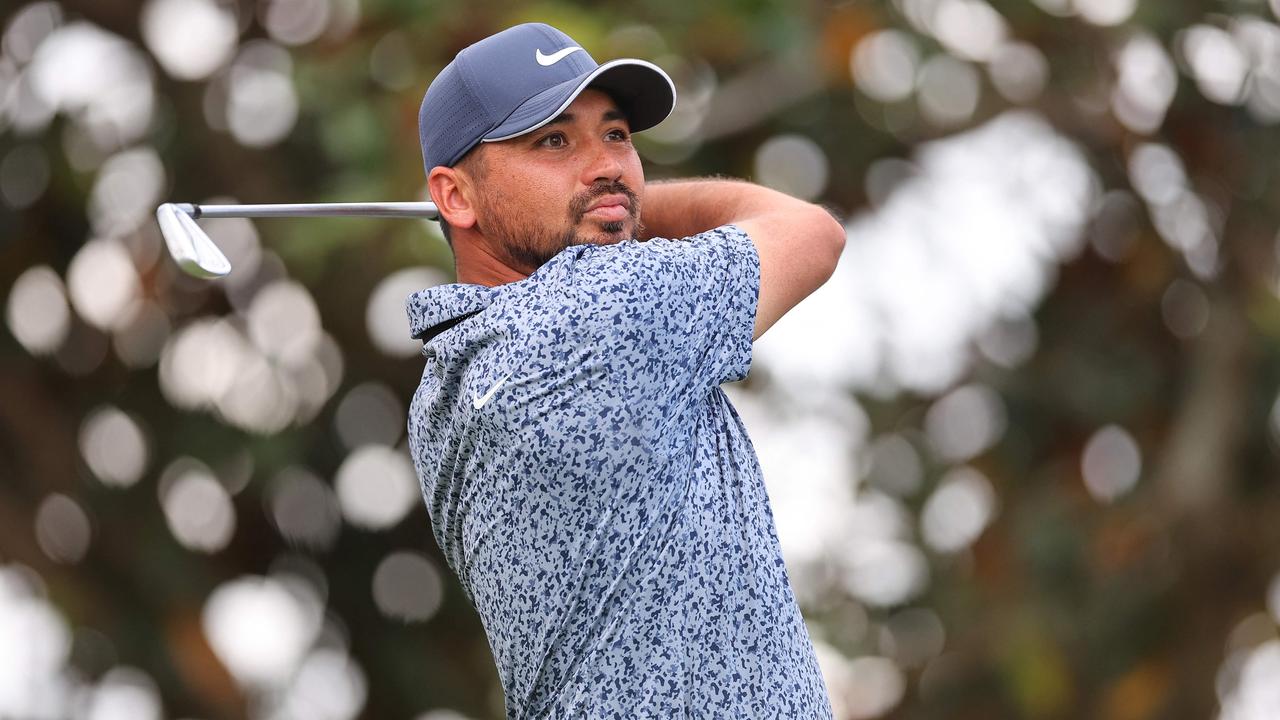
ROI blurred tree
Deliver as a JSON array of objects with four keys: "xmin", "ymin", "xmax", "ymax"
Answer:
[{"xmin": 2, "ymin": 0, "xmax": 1279, "ymax": 719}]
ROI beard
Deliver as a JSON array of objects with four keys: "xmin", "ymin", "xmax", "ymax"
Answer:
[{"xmin": 476, "ymin": 180, "xmax": 644, "ymax": 272}]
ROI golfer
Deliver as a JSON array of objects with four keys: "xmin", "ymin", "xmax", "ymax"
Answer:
[{"xmin": 407, "ymin": 23, "xmax": 843, "ymax": 718}]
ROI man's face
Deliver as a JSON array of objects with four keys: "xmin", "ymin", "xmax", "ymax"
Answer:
[{"xmin": 465, "ymin": 89, "xmax": 645, "ymax": 273}]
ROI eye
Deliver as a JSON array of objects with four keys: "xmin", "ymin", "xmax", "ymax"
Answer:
[
  {"xmin": 605, "ymin": 128, "xmax": 630, "ymax": 142},
  {"xmin": 537, "ymin": 132, "xmax": 567, "ymax": 148}
]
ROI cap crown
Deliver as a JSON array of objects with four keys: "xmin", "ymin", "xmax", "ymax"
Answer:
[{"xmin": 419, "ymin": 23, "xmax": 598, "ymax": 172}]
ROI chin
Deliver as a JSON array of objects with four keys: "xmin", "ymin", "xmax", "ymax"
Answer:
[{"xmin": 574, "ymin": 220, "xmax": 634, "ymax": 246}]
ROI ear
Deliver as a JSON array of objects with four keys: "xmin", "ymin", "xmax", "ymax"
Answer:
[{"xmin": 427, "ymin": 165, "xmax": 477, "ymax": 230}]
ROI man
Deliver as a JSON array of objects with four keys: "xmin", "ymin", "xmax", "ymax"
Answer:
[{"xmin": 407, "ymin": 22, "xmax": 844, "ymax": 718}]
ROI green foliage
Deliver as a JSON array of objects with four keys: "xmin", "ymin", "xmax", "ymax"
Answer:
[{"xmin": 3, "ymin": 0, "xmax": 1280, "ymax": 718}]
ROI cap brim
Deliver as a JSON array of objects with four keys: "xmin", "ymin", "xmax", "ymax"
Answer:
[{"xmin": 482, "ymin": 58, "xmax": 677, "ymax": 142}]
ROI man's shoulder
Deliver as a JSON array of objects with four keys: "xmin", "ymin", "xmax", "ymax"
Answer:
[{"xmin": 539, "ymin": 224, "xmax": 753, "ymax": 290}]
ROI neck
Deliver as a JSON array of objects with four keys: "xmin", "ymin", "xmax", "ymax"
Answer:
[{"xmin": 452, "ymin": 234, "xmax": 530, "ymax": 286}]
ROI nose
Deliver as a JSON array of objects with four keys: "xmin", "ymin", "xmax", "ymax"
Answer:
[{"xmin": 582, "ymin": 139, "xmax": 624, "ymax": 185}]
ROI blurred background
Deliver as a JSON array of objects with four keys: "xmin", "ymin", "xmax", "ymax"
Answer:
[{"xmin": 2, "ymin": 0, "xmax": 1280, "ymax": 718}]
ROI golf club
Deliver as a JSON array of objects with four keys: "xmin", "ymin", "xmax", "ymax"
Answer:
[{"xmin": 155, "ymin": 201, "xmax": 440, "ymax": 279}]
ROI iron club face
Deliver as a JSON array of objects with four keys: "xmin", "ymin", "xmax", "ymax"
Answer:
[
  {"xmin": 155, "ymin": 201, "xmax": 440, "ymax": 279},
  {"xmin": 156, "ymin": 203, "xmax": 233, "ymax": 278}
]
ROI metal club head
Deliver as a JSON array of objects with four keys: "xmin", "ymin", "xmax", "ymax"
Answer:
[
  {"xmin": 155, "ymin": 201, "xmax": 440, "ymax": 279},
  {"xmin": 156, "ymin": 203, "xmax": 232, "ymax": 278}
]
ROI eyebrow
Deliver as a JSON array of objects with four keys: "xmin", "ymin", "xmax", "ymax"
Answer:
[{"xmin": 543, "ymin": 108, "xmax": 629, "ymax": 128}]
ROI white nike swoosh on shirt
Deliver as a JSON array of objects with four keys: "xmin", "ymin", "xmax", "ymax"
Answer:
[
  {"xmin": 472, "ymin": 372, "xmax": 513, "ymax": 409},
  {"xmin": 535, "ymin": 47, "xmax": 583, "ymax": 66}
]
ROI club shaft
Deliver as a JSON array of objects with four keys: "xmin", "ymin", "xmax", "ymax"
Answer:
[{"xmin": 179, "ymin": 202, "xmax": 438, "ymax": 220}]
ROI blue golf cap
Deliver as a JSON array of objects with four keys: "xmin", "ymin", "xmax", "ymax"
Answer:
[{"xmin": 418, "ymin": 23, "xmax": 676, "ymax": 173}]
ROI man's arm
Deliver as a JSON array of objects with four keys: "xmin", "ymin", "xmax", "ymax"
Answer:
[{"xmin": 639, "ymin": 178, "xmax": 845, "ymax": 340}]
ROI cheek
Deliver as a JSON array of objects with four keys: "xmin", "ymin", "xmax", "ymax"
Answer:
[
  {"xmin": 498, "ymin": 173, "xmax": 557, "ymax": 211},
  {"xmin": 623, "ymin": 156, "xmax": 644, "ymax": 189}
]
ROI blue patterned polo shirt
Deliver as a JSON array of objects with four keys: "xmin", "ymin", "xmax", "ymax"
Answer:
[{"xmin": 405, "ymin": 225, "xmax": 832, "ymax": 719}]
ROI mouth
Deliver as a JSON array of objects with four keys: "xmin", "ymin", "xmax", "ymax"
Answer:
[{"xmin": 582, "ymin": 194, "xmax": 631, "ymax": 223}]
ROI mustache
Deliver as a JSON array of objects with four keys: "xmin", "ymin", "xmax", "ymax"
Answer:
[{"xmin": 568, "ymin": 181, "xmax": 640, "ymax": 222}]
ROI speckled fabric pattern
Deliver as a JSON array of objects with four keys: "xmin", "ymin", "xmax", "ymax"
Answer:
[{"xmin": 405, "ymin": 225, "xmax": 832, "ymax": 719}]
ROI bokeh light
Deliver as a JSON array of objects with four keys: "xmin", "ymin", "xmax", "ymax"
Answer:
[
  {"xmin": 416, "ymin": 711, "xmax": 476, "ymax": 720},
  {"xmin": 753, "ymin": 134, "xmax": 829, "ymax": 202},
  {"xmin": 988, "ymin": 42, "xmax": 1049, "ymax": 104},
  {"xmin": 852, "ymin": 30, "xmax": 919, "ymax": 103},
  {"xmin": 0, "ymin": 566, "xmax": 72, "ymax": 719},
  {"xmin": 731, "ymin": 390, "xmax": 863, "ymax": 573},
  {"xmin": 218, "ymin": 352, "xmax": 299, "ymax": 434},
  {"xmin": 2, "ymin": 3, "xmax": 61, "ymax": 64},
  {"xmin": 817, "ymin": 642, "xmax": 907, "ymax": 720},
  {"xmin": 6, "ymin": 265, "xmax": 70, "ymax": 355},
  {"xmin": 334, "ymin": 381, "xmax": 404, "ymax": 450},
  {"xmin": 66, "ymin": 238, "xmax": 141, "ymax": 331},
  {"xmin": 865, "ymin": 434, "xmax": 924, "ymax": 497},
  {"xmin": 141, "ymin": 0, "xmax": 238, "ymax": 81},
  {"xmin": 924, "ymin": 383, "xmax": 1006, "ymax": 462},
  {"xmin": 26, "ymin": 21, "xmax": 155, "ymax": 148},
  {"xmin": 881, "ymin": 608, "xmax": 946, "ymax": 668},
  {"xmin": 372, "ymin": 551, "xmax": 445, "ymax": 622},
  {"xmin": 262, "ymin": 0, "xmax": 332, "ymax": 47},
  {"xmin": 202, "ymin": 574, "xmax": 323, "ymax": 688},
  {"xmin": 88, "ymin": 147, "xmax": 166, "ymax": 237},
  {"xmin": 369, "ymin": 31, "xmax": 414, "ymax": 90},
  {"xmin": 224, "ymin": 41, "xmax": 298, "ymax": 147},
  {"xmin": 79, "ymin": 405, "xmax": 149, "ymax": 488},
  {"xmin": 1029, "ymin": 0, "xmax": 1071, "ymax": 17},
  {"xmin": 1268, "ymin": 572, "xmax": 1280, "ymax": 624},
  {"xmin": 758, "ymin": 111, "xmax": 1095, "ymax": 394},
  {"xmin": 1089, "ymin": 191, "xmax": 1142, "ymax": 263},
  {"xmin": 841, "ymin": 537, "xmax": 929, "ymax": 608},
  {"xmin": 1237, "ymin": 17, "xmax": 1280, "ymax": 123},
  {"xmin": 1128, "ymin": 143, "xmax": 1185, "ymax": 207},
  {"xmin": 34, "ymin": 494, "xmax": 91, "ymax": 564},
  {"xmin": 268, "ymin": 467, "xmax": 342, "ymax": 550},
  {"xmin": 931, "ymin": 0, "xmax": 1007, "ymax": 62},
  {"xmin": 159, "ymin": 458, "xmax": 237, "ymax": 552},
  {"xmin": 1075, "ymin": 0, "xmax": 1137, "ymax": 26},
  {"xmin": 334, "ymin": 445, "xmax": 418, "ymax": 530},
  {"xmin": 158, "ymin": 312, "xmax": 341, "ymax": 433},
  {"xmin": 113, "ymin": 301, "xmax": 172, "ymax": 369},
  {"xmin": 1180, "ymin": 24, "xmax": 1249, "ymax": 106},
  {"xmin": 1217, "ymin": 640, "xmax": 1280, "ymax": 720},
  {"xmin": 158, "ymin": 318, "xmax": 249, "ymax": 411},
  {"xmin": 920, "ymin": 467, "xmax": 998, "ymax": 554},
  {"xmin": 917, "ymin": 54, "xmax": 980, "ymax": 126},
  {"xmin": 279, "ymin": 648, "xmax": 368, "ymax": 720},
  {"xmin": 1081, "ymin": 425, "xmax": 1142, "ymax": 503},
  {"xmin": 246, "ymin": 279, "xmax": 321, "ymax": 366},
  {"xmin": 4, "ymin": 4, "xmax": 1279, "ymax": 718},
  {"xmin": 77, "ymin": 666, "xmax": 163, "ymax": 720},
  {"xmin": 1161, "ymin": 279, "xmax": 1210, "ymax": 340},
  {"xmin": 975, "ymin": 313, "xmax": 1038, "ymax": 368},
  {"xmin": 367, "ymin": 267, "xmax": 447, "ymax": 357},
  {"xmin": 642, "ymin": 54, "xmax": 715, "ymax": 154}
]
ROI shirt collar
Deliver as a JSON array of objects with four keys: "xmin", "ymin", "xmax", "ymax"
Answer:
[{"xmin": 406, "ymin": 283, "xmax": 498, "ymax": 341}]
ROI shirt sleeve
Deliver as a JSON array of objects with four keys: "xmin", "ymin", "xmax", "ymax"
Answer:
[{"xmin": 568, "ymin": 223, "xmax": 760, "ymax": 395}]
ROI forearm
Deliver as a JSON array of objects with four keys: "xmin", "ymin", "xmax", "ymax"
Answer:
[
  {"xmin": 638, "ymin": 177, "xmax": 818, "ymax": 240},
  {"xmin": 639, "ymin": 177, "xmax": 846, "ymax": 340}
]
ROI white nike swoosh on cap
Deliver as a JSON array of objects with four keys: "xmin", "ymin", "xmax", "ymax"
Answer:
[
  {"xmin": 535, "ymin": 47, "xmax": 583, "ymax": 66},
  {"xmin": 472, "ymin": 372, "xmax": 513, "ymax": 409}
]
